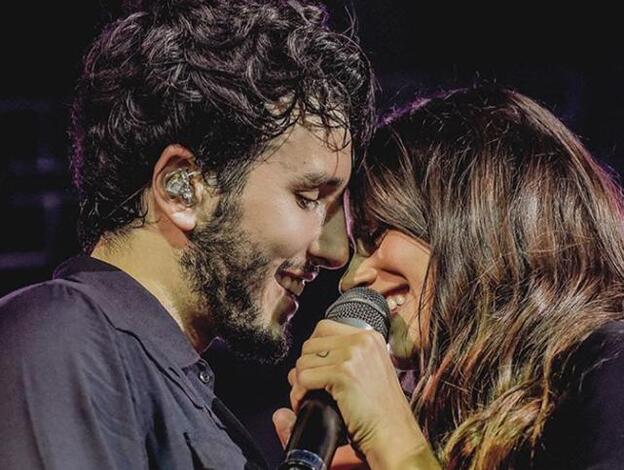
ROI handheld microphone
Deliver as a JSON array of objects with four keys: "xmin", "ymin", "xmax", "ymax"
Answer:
[{"xmin": 279, "ymin": 287, "xmax": 391, "ymax": 470}]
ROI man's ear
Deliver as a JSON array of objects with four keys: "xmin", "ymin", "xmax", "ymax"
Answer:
[{"xmin": 151, "ymin": 144, "xmax": 215, "ymax": 232}]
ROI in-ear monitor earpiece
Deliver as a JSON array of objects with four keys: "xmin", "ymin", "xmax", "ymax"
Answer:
[{"xmin": 164, "ymin": 168, "xmax": 199, "ymax": 207}]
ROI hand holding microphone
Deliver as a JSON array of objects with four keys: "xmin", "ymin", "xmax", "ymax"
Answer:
[{"xmin": 275, "ymin": 287, "xmax": 430, "ymax": 470}]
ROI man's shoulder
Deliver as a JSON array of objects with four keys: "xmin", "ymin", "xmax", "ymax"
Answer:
[
  {"xmin": 0, "ymin": 279, "xmax": 116, "ymax": 356},
  {"xmin": 0, "ymin": 278, "xmax": 104, "ymax": 319}
]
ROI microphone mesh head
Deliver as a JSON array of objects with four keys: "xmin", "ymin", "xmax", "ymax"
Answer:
[{"xmin": 325, "ymin": 287, "xmax": 391, "ymax": 340}]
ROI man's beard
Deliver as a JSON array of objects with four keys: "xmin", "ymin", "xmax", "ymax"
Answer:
[{"xmin": 180, "ymin": 194, "xmax": 292, "ymax": 365}]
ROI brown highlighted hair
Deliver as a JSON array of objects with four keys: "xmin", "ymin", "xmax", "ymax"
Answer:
[{"xmin": 351, "ymin": 86, "xmax": 624, "ymax": 468}]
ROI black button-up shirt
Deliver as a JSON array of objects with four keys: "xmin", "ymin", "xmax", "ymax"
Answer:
[{"xmin": 0, "ymin": 256, "xmax": 268, "ymax": 469}]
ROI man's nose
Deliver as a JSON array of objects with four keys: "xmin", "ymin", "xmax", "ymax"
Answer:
[{"xmin": 307, "ymin": 204, "xmax": 350, "ymax": 270}]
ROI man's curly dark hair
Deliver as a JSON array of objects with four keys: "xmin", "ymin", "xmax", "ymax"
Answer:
[{"xmin": 70, "ymin": 0, "xmax": 376, "ymax": 251}]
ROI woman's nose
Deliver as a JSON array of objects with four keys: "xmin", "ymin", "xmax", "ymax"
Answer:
[{"xmin": 339, "ymin": 252, "xmax": 377, "ymax": 293}]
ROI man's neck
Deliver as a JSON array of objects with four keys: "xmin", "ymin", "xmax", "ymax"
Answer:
[{"xmin": 91, "ymin": 229, "xmax": 213, "ymax": 352}]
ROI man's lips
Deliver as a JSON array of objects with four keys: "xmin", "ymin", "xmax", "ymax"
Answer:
[{"xmin": 275, "ymin": 270, "xmax": 318, "ymax": 297}]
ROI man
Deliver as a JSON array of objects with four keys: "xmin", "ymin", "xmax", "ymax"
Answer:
[{"xmin": 0, "ymin": 0, "xmax": 375, "ymax": 468}]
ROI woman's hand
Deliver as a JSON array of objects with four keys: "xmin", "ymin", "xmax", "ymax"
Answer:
[{"xmin": 284, "ymin": 319, "xmax": 440, "ymax": 470}]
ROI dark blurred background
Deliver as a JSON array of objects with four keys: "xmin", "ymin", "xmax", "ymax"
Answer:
[{"xmin": 1, "ymin": 1, "xmax": 623, "ymax": 467}]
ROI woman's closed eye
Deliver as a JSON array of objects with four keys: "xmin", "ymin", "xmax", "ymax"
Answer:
[{"xmin": 354, "ymin": 226, "xmax": 386, "ymax": 255}]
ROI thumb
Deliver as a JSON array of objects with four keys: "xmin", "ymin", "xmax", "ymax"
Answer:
[{"xmin": 272, "ymin": 408, "xmax": 297, "ymax": 448}]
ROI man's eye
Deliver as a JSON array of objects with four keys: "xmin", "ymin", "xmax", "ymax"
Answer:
[
  {"xmin": 296, "ymin": 193, "xmax": 321, "ymax": 210},
  {"xmin": 296, "ymin": 191, "xmax": 321, "ymax": 210}
]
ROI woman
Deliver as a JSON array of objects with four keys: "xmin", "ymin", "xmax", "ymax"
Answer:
[{"xmin": 274, "ymin": 86, "xmax": 624, "ymax": 469}]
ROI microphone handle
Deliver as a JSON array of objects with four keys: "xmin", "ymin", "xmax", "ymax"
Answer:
[{"xmin": 278, "ymin": 389, "xmax": 346, "ymax": 470}]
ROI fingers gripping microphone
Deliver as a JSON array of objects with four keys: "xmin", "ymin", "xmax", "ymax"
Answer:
[{"xmin": 279, "ymin": 287, "xmax": 391, "ymax": 470}]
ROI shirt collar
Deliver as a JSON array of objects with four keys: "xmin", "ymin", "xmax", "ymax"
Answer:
[{"xmin": 54, "ymin": 255, "xmax": 201, "ymax": 369}]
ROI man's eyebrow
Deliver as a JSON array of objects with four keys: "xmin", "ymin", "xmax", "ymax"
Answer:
[{"xmin": 295, "ymin": 171, "xmax": 345, "ymax": 188}]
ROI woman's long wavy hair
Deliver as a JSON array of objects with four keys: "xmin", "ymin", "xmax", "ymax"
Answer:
[{"xmin": 350, "ymin": 86, "xmax": 624, "ymax": 468}]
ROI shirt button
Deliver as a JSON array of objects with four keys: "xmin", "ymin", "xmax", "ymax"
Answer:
[{"xmin": 199, "ymin": 370, "xmax": 211, "ymax": 384}]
